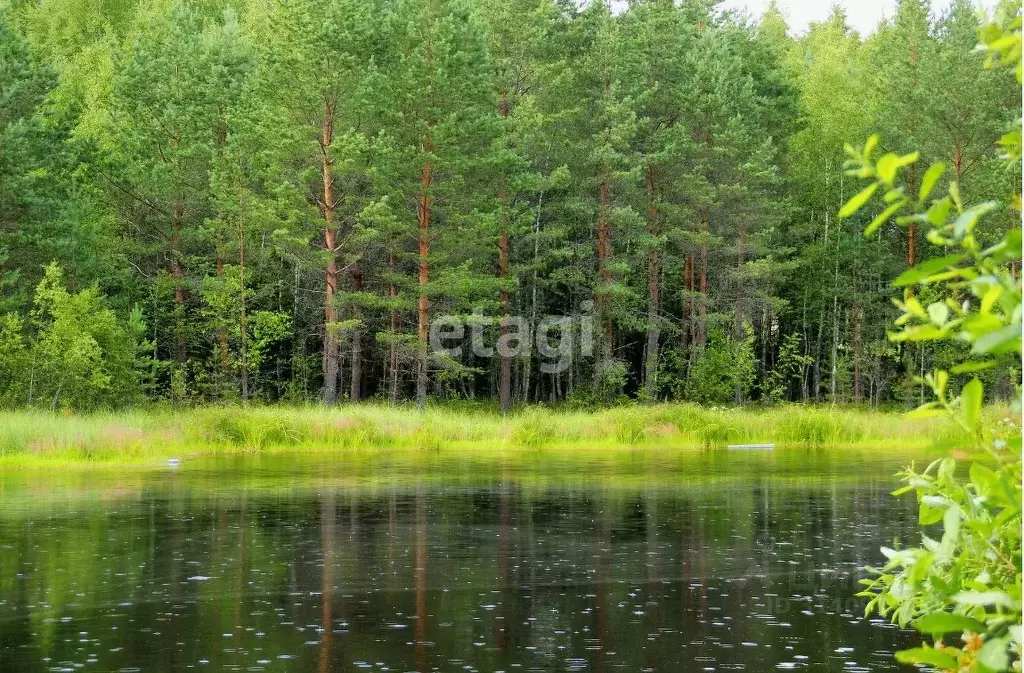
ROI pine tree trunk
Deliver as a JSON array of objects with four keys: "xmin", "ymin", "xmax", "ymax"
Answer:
[
  {"xmin": 682, "ymin": 253, "xmax": 693, "ymax": 351},
  {"xmin": 170, "ymin": 197, "xmax": 185, "ymax": 362},
  {"xmin": 216, "ymin": 256, "xmax": 229, "ymax": 377},
  {"xmin": 497, "ymin": 92, "xmax": 512, "ymax": 414},
  {"xmin": 596, "ymin": 164, "xmax": 613, "ymax": 363},
  {"xmin": 830, "ymin": 297, "xmax": 840, "ymax": 400},
  {"xmin": 852, "ymin": 305, "xmax": 862, "ymax": 403},
  {"xmin": 522, "ymin": 185, "xmax": 544, "ymax": 405},
  {"xmin": 736, "ymin": 221, "xmax": 746, "ymax": 335},
  {"xmin": 698, "ymin": 227, "xmax": 708, "ymax": 350},
  {"xmin": 734, "ymin": 220, "xmax": 747, "ymax": 403},
  {"xmin": 238, "ymin": 216, "xmax": 249, "ymax": 401},
  {"xmin": 416, "ymin": 130, "xmax": 433, "ymax": 411},
  {"xmin": 904, "ymin": 151, "xmax": 918, "ymax": 266},
  {"xmin": 321, "ymin": 103, "xmax": 340, "ymax": 405},
  {"xmin": 388, "ymin": 249, "xmax": 400, "ymax": 406},
  {"xmin": 350, "ymin": 267, "xmax": 364, "ymax": 402},
  {"xmin": 642, "ymin": 165, "xmax": 660, "ymax": 400},
  {"xmin": 813, "ymin": 305, "xmax": 824, "ymax": 402},
  {"xmin": 801, "ymin": 292, "xmax": 811, "ymax": 402}
]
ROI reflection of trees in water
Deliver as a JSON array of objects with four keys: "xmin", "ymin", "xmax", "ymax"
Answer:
[
  {"xmin": 233, "ymin": 499, "xmax": 247, "ymax": 669},
  {"xmin": 415, "ymin": 486, "xmax": 427, "ymax": 672},
  {"xmin": 595, "ymin": 494, "xmax": 610, "ymax": 673},
  {"xmin": 494, "ymin": 482, "xmax": 511, "ymax": 652},
  {"xmin": 319, "ymin": 493, "xmax": 334, "ymax": 673},
  {"xmin": 612, "ymin": 496, "xmax": 647, "ymax": 541},
  {"xmin": 0, "ymin": 476, "xmax": 921, "ymax": 671}
]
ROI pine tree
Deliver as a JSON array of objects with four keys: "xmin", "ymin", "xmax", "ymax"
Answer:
[
  {"xmin": 376, "ymin": 0, "xmax": 499, "ymax": 409},
  {"xmin": 617, "ymin": 0, "xmax": 688, "ymax": 400},
  {"xmin": 247, "ymin": 0, "xmax": 381, "ymax": 404}
]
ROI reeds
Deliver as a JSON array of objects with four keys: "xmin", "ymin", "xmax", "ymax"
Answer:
[{"xmin": 0, "ymin": 401, "xmax": 997, "ymax": 467}]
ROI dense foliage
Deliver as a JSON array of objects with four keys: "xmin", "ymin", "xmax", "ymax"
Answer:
[
  {"xmin": 850, "ymin": 5, "xmax": 1022, "ymax": 670},
  {"xmin": 0, "ymin": 0, "xmax": 1019, "ymax": 409}
]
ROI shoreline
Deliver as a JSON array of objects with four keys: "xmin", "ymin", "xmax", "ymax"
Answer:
[{"xmin": 0, "ymin": 402, "xmax": 1002, "ymax": 468}]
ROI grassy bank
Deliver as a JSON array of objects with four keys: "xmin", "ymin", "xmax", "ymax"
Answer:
[{"xmin": 0, "ymin": 402, "xmax": 1010, "ymax": 468}]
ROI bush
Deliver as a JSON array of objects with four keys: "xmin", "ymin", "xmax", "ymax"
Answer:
[
  {"xmin": 0, "ymin": 264, "xmax": 149, "ymax": 410},
  {"xmin": 685, "ymin": 326, "xmax": 756, "ymax": 404},
  {"xmin": 847, "ymin": 8, "xmax": 1022, "ymax": 670}
]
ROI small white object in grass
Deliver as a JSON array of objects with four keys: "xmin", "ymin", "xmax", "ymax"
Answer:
[
  {"xmin": 726, "ymin": 443, "xmax": 775, "ymax": 450},
  {"xmin": 168, "ymin": 458, "xmax": 181, "ymax": 466}
]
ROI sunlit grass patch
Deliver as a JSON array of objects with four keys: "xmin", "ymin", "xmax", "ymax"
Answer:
[{"xmin": 0, "ymin": 401, "xmax": 973, "ymax": 467}]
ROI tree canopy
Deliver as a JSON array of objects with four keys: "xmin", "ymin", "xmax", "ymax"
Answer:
[{"xmin": 0, "ymin": 0, "xmax": 1019, "ymax": 409}]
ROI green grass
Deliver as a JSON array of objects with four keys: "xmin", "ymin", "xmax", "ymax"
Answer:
[{"xmin": 0, "ymin": 401, "xmax": 1008, "ymax": 468}]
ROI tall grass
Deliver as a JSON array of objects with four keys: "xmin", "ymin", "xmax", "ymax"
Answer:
[{"xmin": 0, "ymin": 401, "xmax": 1000, "ymax": 467}]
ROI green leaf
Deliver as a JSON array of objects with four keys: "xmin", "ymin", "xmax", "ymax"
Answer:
[
  {"xmin": 977, "ymin": 635, "xmax": 1010, "ymax": 672},
  {"xmin": 970, "ymin": 462, "xmax": 997, "ymax": 493},
  {"xmin": 971, "ymin": 324, "xmax": 1022, "ymax": 356},
  {"xmin": 926, "ymin": 197, "xmax": 952, "ymax": 227},
  {"xmin": 954, "ymin": 591, "xmax": 1018, "ymax": 609},
  {"xmin": 839, "ymin": 183, "xmax": 879, "ymax": 219},
  {"xmin": 951, "ymin": 361, "xmax": 995, "ymax": 374},
  {"xmin": 912, "ymin": 613, "xmax": 985, "ymax": 635},
  {"xmin": 893, "ymin": 254, "xmax": 964, "ymax": 287},
  {"xmin": 890, "ymin": 324, "xmax": 947, "ymax": 342},
  {"xmin": 894, "ymin": 647, "xmax": 959, "ymax": 668},
  {"xmin": 864, "ymin": 134, "xmax": 879, "ymax": 156},
  {"xmin": 906, "ymin": 401, "xmax": 944, "ymax": 418},
  {"xmin": 980, "ymin": 285, "xmax": 1002, "ymax": 314},
  {"xmin": 877, "ymin": 153, "xmax": 898, "ymax": 184},
  {"xmin": 928, "ymin": 302, "xmax": 950, "ymax": 326},
  {"xmin": 919, "ymin": 501, "xmax": 944, "ymax": 525},
  {"xmin": 865, "ymin": 199, "xmax": 907, "ymax": 236},
  {"xmin": 896, "ymin": 151, "xmax": 919, "ymax": 168},
  {"xmin": 883, "ymin": 188, "xmax": 904, "ymax": 204},
  {"xmin": 939, "ymin": 504, "xmax": 960, "ymax": 554},
  {"xmin": 953, "ymin": 201, "xmax": 999, "ymax": 237},
  {"xmin": 960, "ymin": 378, "xmax": 983, "ymax": 432},
  {"xmin": 918, "ymin": 162, "xmax": 946, "ymax": 203}
]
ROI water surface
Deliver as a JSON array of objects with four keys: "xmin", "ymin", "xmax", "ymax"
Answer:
[{"xmin": 0, "ymin": 449, "xmax": 921, "ymax": 672}]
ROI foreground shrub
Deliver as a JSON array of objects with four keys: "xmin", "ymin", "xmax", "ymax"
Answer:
[{"xmin": 848, "ymin": 7, "xmax": 1021, "ymax": 669}]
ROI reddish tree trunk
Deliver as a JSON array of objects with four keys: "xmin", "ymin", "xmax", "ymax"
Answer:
[
  {"xmin": 497, "ymin": 92, "xmax": 512, "ymax": 413},
  {"xmin": 698, "ymin": 238, "xmax": 708, "ymax": 350},
  {"xmin": 170, "ymin": 197, "xmax": 185, "ymax": 361},
  {"xmin": 350, "ymin": 266, "xmax": 364, "ymax": 401},
  {"xmin": 216, "ymin": 256, "xmax": 229, "ymax": 376},
  {"xmin": 643, "ymin": 165, "xmax": 660, "ymax": 399},
  {"xmin": 736, "ymin": 220, "xmax": 746, "ymax": 336},
  {"xmin": 683, "ymin": 253, "xmax": 694, "ymax": 351},
  {"xmin": 416, "ymin": 129, "xmax": 434, "ymax": 410},
  {"xmin": 596, "ymin": 165, "xmax": 613, "ymax": 357},
  {"xmin": 321, "ymin": 102, "xmax": 341, "ymax": 404},
  {"xmin": 388, "ymin": 249, "xmax": 400, "ymax": 405}
]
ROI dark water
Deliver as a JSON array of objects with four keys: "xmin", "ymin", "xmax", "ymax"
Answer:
[{"xmin": 0, "ymin": 449, "xmax": 923, "ymax": 672}]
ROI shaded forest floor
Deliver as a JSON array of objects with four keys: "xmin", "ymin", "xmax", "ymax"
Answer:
[{"xmin": 1, "ymin": 402, "xmax": 1014, "ymax": 468}]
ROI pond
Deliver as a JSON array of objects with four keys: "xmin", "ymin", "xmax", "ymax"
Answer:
[{"xmin": 0, "ymin": 449, "xmax": 922, "ymax": 672}]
